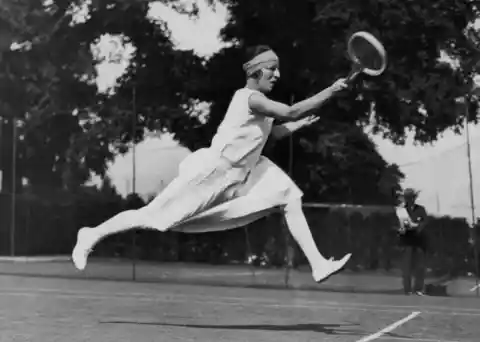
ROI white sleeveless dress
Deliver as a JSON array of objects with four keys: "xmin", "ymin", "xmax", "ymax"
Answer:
[{"xmin": 143, "ymin": 88, "xmax": 303, "ymax": 233}]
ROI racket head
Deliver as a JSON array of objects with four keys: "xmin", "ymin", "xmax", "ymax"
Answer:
[{"xmin": 347, "ymin": 31, "xmax": 387, "ymax": 76}]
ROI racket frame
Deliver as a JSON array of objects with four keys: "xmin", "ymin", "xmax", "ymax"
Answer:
[{"xmin": 346, "ymin": 31, "xmax": 387, "ymax": 82}]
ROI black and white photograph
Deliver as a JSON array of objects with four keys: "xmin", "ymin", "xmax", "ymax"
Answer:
[{"xmin": 0, "ymin": 0, "xmax": 480, "ymax": 341}]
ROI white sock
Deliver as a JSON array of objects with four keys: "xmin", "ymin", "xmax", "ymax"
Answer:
[
  {"xmin": 86, "ymin": 209, "xmax": 152, "ymax": 247},
  {"xmin": 84, "ymin": 175, "xmax": 193, "ymax": 247},
  {"xmin": 282, "ymin": 200, "xmax": 329, "ymax": 272}
]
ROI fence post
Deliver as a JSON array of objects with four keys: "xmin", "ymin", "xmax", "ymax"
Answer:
[
  {"xmin": 471, "ymin": 223, "xmax": 479, "ymax": 297},
  {"xmin": 283, "ymin": 216, "xmax": 292, "ymax": 288},
  {"xmin": 244, "ymin": 226, "xmax": 256, "ymax": 282},
  {"xmin": 283, "ymin": 94, "xmax": 295, "ymax": 288}
]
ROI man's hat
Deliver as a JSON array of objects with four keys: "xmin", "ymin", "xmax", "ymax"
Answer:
[{"xmin": 403, "ymin": 188, "xmax": 419, "ymax": 199}]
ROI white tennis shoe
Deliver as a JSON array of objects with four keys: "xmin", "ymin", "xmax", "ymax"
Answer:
[
  {"xmin": 313, "ymin": 253, "xmax": 352, "ymax": 284},
  {"xmin": 72, "ymin": 227, "xmax": 97, "ymax": 271}
]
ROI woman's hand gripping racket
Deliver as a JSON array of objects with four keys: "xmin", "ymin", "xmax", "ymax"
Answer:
[{"xmin": 345, "ymin": 31, "xmax": 387, "ymax": 84}]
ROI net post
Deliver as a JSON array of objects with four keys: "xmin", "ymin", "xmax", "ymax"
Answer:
[
  {"xmin": 131, "ymin": 85, "xmax": 137, "ymax": 282},
  {"xmin": 464, "ymin": 101, "xmax": 478, "ymax": 297},
  {"xmin": 283, "ymin": 216, "xmax": 292, "ymax": 288},
  {"xmin": 283, "ymin": 94, "xmax": 295, "ymax": 288},
  {"xmin": 244, "ymin": 226, "xmax": 256, "ymax": 282},
  {"xmin": 132, "ymin": 231, "xmax": 137, "ymax": 281},
  {"xmin": 472, "ymin": 223, "xmax": 479, "ymax": 297}
]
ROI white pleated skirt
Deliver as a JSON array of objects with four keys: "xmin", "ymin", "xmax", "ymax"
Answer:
[{"xmin": 142, "ymin": 147, "xmax": 303, "ymax": 233}]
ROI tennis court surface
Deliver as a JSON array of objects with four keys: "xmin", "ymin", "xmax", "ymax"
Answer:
[{"xmin": 0, "ymin": 260, "xmax": 479, "ymax": 341}]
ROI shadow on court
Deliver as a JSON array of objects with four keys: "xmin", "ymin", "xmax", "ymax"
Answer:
[
  {"xmin": 100, "ymin": 320, "xmax": 410, "ymax": 339},
  {"xmin": 0, "ymin": 275, "xmax": 479, "ymax": 341}
]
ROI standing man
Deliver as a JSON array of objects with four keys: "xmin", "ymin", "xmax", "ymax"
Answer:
[{"xmin": 396, "ymin": 188, "xmax": 428, "ymax": 295}]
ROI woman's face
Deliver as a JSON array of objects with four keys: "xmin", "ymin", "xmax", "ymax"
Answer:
[{"xmin": 257, "ymin": 61, "xmax": 280, "ymax": 93}]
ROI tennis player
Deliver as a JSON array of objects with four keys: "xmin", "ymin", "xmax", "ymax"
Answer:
[{"xmin": 73, "ymin": 45, "xmax": 352, "ymax": 283}]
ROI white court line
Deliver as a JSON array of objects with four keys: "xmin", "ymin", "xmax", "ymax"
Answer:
[
  {"xmin": 356, "ymin": 312, "xmax": 421, "ymax": 342},
  {"xmin": 0, "ymin": 289, "xmax": 460, "ymax": 342},
  {"xmin": 0, "ymin": 288, "xmax": 479, "ymax": 317},
  {"xmin": 377, "ymin": 337, "xmax": 459, "ymax": 342}
]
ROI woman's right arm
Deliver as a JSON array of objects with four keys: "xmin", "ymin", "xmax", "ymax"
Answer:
[{"xmin": 249, "ymin": 78, "xmax": 348, "ymax": 122}]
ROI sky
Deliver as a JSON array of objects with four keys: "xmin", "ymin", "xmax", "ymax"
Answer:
[{"xmin": 94, "ymin": 0, "xmax": 480, "ymax": 222}]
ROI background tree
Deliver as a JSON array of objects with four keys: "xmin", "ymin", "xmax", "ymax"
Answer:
[
  {"xmin": 200, "ymin": 0, "xmax": 479, "ymax": 203},
  {"xmin": 204, "ymin": 0, "xmax": 480, "ymax": 142},
  {"xmin": 0, "ymin": 0, "xmax": 477, "ymax": 270},
  {"xmin": 157, "ymin": 0, "xmax": 480, "ymax": 203},
  {"xmin": 5, "ymin": 0, "xmax": 476, "ymax": 202},
  {"xmin": 0, "ymin": 0, "xmax": 205, "ymax": 194},
  {"xmin": 2, "ymin": 0, "xmax": 480, "ymax": 199},
  {"xmin": 0, "ymin": 0, "xmax": 104, "ymax": 193}
]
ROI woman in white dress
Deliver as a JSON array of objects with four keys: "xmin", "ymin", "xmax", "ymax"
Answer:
[{"xmin": 73, "ymin": 45, "xmax": 352, "ymax": 283}]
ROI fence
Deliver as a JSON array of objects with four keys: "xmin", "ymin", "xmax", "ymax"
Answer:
[{"xmin": 1, "ymin": 192, "xmax": 478, "ymax": 281}]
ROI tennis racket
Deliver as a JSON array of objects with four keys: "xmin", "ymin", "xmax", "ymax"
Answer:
[{"xmin": 345, "ymin": 31, "xmax": 387, "ymax": 83}]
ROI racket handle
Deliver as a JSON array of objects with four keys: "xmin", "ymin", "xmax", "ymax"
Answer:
[
  {"xmin": 346, "ymin": 69, "xmax": 361, "ymax": 84},
  {"xmin": 346, "ymin": 63, "xmax": 363, "ymax": 84}
]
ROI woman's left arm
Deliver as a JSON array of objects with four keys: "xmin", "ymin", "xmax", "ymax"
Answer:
[{"xmin": 270, "ymin": 116, "xmax": 319, "ymax": 140}]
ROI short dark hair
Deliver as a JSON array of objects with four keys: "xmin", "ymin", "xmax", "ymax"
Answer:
[{"xmin": 245, "ymin": 45, "xmax": 272, "ymax": 63}]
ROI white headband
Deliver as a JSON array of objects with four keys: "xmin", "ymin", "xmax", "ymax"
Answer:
[{"xmin": 243, "ymin": 50, "xmax": 279, "ymax": 76}]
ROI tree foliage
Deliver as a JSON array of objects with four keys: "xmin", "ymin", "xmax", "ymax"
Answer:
[
  {"xmin": 164, "ymin": 0, "xmax": 480, "ymax": 203},
  {"xmin": 0, "ymin": 0, "xmax": 104, "ymax": 192},
  {"xmin": 76, "ymin": 0, "xmax": 209, "ymax": 148},
  {"xmin": 199, "ymin": 0, "xmax": 480, "ymax": 143},
  {"xmin": 0, "ymin": 0, "xmax": 204, "ymax": 192},
  {"xmin": 2, "ymin": 0, "xmax": 479, "ymax": 205}
]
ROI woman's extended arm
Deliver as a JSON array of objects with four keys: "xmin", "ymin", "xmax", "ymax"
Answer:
[
  {"xmin": 270, "ymin": 116, "xmax": 320, "ymax": 140},
  {"xmin": 249, "ymin": 78, "xmax": 347, "ymax": 122}
]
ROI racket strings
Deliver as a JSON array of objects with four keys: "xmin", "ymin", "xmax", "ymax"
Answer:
[
  {"xmin": 351, "ymin": 37, "xmax": 384, "ymax": 71},
  {"xmin": 348, "ymin": 32, "xmax": 387, "ymax": 76}
]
